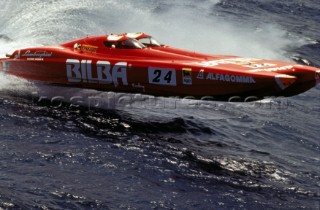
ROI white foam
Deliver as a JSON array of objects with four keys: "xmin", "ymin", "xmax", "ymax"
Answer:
[{"xmin": 0, "ymin": 72, "xmax": 37, "ymax": 93}]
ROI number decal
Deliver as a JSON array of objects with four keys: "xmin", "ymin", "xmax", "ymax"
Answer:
[
  {"xmin": 164, "ymin": 71, "xmax": 172, "ymax": 83},
  {"xmin": 148, "ymin": 67, "xmax": 176, "ymax": 86},
  {"xmin": 152, "ymin": 70, "xmax": 162, "ymax": 83},
  {"xmin": 182, "ymin": 68, "xmax": 192, "ymax": 85}
]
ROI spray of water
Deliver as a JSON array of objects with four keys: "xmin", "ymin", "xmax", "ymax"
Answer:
[
  {"xmin": 0, "ymin": 73, "xmax": 37, "ymax": 94},
  {"xmin": 0, "ymin": 0, "xmax": 306, "ymax": 59}
]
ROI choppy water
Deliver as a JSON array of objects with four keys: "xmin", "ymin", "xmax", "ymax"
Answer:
[{"xmin": 0, "ymin": 0, "xmax": 319, "ymax": 209}]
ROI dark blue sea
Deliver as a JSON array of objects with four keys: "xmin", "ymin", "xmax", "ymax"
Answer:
[{"xmin": 0, "ymin": 0, "xmax": 319, "ymax": 209}]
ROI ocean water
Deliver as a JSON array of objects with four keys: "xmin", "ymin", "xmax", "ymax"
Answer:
[{"xmin": 0, "ymin": 0, "xmax": 319, "ymax": 209}]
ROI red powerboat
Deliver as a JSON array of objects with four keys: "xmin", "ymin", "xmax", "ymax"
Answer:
[{"xmin": 0, "ymin": 33, "xmax": 319, "ymax": 101}]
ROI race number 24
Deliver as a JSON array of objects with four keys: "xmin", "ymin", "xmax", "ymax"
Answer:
[{"xmin": 148, "ymin": 67, "xmax": 177, "ymax": 86}]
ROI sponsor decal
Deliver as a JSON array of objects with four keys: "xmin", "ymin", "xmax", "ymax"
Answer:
[
  {"xmin": 74, "ymin": 44, "xmax": 98, "ymax": 53},
  {"xmin": 197, "ymin": 70, "xmax": 256, "ymax": 84},
  {"xmin": 22, "ymin": 50, "xmax": 53, "ymax": 57},
  {"xmin": 74, "ymin": 43, "xmax": 81, "ymax": 49},
  {"xmin": 132, "ymin": 83, "xmax": 146, "ymax": 92},
  {"xmin": 148, "ymin": 67, "xmax": 177, "ymax": 86},
  {"xmin": 205, "ymin": 73, "xmax": 256, "ymax": 83},
  {"xmin": 248, "ymin": 65, "xmax": 294, "ymax": 72},
  {"xmin": 27, "ymin": 58, "xmax": 44, "ymax": 61},
  {"xmin": 245, "ymin": 63, "xmax": 276, "ymax": 68},
  {"xmin": 66, "ymin": 59, "xmax": 128, "ymax": 86},
  {"xmin": 192, "ymin": 58, "xmax": 261, "ymax": 67},
  {"xmin": 197, "ymin": 69, "xmax": 205, "ymax": 79},
  {"xmin": 182, "ymin": 68, "xmax": 192, "ymax": 85},
  {"xmin": 80, "ymin": 44, "xmax": 98, "ymax": 53}
]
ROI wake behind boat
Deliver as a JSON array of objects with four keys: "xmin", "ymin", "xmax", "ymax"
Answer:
[{"xmin": 0, "ymin": 32, "xmax": 319, "ymax": 101}]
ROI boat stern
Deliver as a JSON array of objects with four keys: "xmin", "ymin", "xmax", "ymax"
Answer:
[{"xmin": 0, "ymin": 57, "xmax": 12, "ymax": 72}]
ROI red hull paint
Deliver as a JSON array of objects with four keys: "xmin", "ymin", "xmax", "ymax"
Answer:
[{"xmin": 1, "ymin": 33, "xmax": 319, "ymax": 101}]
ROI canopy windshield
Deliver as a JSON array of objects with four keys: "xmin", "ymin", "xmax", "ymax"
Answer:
[{"xmin": 137, "ymin": 36, "xmax": 164, "ymax": 47}]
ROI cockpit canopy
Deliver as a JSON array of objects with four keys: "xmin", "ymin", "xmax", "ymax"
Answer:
[
  {"xmin": 126, "ymin": 32, "xmax": 164, "ymax": 47},
  {"xmin": 104, "ymin": 38, "xmax": 145, "ymax": 49},
  {"xmin": 103, "ymin": 32, "xmax": 165, "ymax": 49}
]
